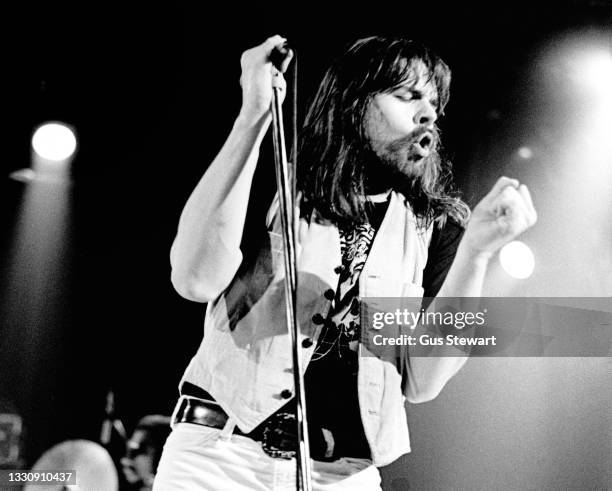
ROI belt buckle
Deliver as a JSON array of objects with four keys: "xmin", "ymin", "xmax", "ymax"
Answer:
[{"xmin": 261, "ymin": 412, "xmax": 297, "ymax": 460}]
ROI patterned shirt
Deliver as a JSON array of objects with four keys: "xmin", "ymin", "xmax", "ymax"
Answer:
[{"xmin": 310, "ymin": 221, "xmax": 376, "ymax": 365}]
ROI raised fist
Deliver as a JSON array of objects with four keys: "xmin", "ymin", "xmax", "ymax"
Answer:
[{"xmin": 462, "ymin": 177, "xmax": 537, "ymax": 259}]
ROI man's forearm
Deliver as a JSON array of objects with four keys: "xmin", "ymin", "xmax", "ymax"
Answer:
[
  {"xmin": 436, "ymin": 240, "xmax": 490, "ymax": 298},
  {"xmin": 406, "ymin": 241, "xmax": 490, "ymax": 403},
  {"xmin": 170, "ymin": 113, "xmax": 271, "ymax": 302}
]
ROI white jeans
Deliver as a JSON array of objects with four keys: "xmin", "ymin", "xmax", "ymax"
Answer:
[{"xmin": 153, "ymin": 422, "xmax": 382, "ymax": 491}]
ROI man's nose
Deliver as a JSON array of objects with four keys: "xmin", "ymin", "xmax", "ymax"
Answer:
[{"xmin": 414, "ymin": 100, "xmax": 437, "ymax": 126}]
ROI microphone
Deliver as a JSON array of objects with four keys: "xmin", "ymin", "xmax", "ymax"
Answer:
[{"xmin": 270, "ymin": 43, "xmax": 293, "ymax": 73}]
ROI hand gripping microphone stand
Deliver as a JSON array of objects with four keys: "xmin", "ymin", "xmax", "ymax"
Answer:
[{"xmin": 269, "ymin": 44, "xmax": 313, "ymax": 491}]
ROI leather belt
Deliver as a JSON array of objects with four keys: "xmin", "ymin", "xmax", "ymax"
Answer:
[
  {"xmin": 172, "ymin": 396, "xmax": 250, "ymax": 435},
  {"xmin": 172, "ymin": 396, "xmax": 298, "ymax": 460}
]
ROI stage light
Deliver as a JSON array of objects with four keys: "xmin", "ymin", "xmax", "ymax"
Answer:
[
  {"xmin": 31, "ymin": 123, "xmax": 77, "ymax": 161},
  {"xmin": 575, "ymin": 49, "xmax": 612, "ymax": 97},
  {"xmin": 517, "ymin": 147, "xmax": 533, "ymax": 160},
  {"xmin": 499, "ymin": 241, "xmax": 535, "ymax": 279}
]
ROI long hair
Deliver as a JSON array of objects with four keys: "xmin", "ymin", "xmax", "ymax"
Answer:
[{"xmin": 297, "ymin": 36, "xmax": 470, "ymax": 228}]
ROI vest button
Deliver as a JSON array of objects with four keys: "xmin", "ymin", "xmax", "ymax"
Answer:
[
  {"xmin": 302, "ymin": 338, "xmax": 314, "ymax": 348},
  {"xmin": 280, "ymin": 389, "xmax": 292, "ymax": 399},
  {"xmin": 323, "ymin": 289, "xmax": 335, "ymax": 300},
  {"xmin": 311, "ymin": 313, "xmax": 325, "ymax": 325}
]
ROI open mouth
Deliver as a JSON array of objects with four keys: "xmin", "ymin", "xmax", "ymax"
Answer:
[{"xmin": 413, "ymin": 132, "xmax": 433, "ymax": 158}]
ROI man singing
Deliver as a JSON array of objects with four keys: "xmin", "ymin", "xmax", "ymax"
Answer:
[{"xmin": 154, "ymin": 35, "xmax": 537, "ymax": 490}]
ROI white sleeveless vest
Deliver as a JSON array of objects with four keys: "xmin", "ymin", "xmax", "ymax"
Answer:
[{"xmin": 180, "ymin": 190, "xmax": 432, "ymax": 466}]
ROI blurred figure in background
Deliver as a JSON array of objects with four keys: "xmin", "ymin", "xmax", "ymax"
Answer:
[{"xmin": 121, "ymin": 415, "xmax": 171, "ymax": 491}]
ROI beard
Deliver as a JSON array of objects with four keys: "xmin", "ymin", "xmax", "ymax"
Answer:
[{"xmin": 364, "ymin": 126, "xmax": 440, "ymax": 195}]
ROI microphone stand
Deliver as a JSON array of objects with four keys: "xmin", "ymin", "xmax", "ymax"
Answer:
[
  {"xmin": 270, "ymin": 64, "xmax": 312, "ymax": 491},
  {"xmin": 100, "ymin": 390, "xmax": 127, "ymax": 445}
]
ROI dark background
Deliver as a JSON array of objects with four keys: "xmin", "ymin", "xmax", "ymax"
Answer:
[{"xmin": 0, "ymin": 2, "xmax": 610, "ymax": 489}]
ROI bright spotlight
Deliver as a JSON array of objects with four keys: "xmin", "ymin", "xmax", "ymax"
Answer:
[
  {"xmin": 562, "ymin": 44, "xmax": 612, "ymax": 104},
  {"xmin": 499, "ymin": 241, "xmax": 535, "ymax": 279},
  {"xmin": 517, "ymin": 146, "xmax": 533, "ymax": 160},
  {"xmin": 32, "ymin": 123, "xmax": 77, "ymax": 161},
  {"xmin": 578, "ymin": 50, "xmax": 612, "ymax": 96}
]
